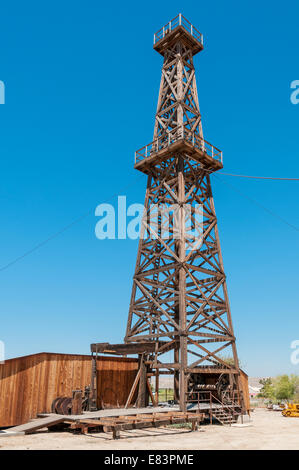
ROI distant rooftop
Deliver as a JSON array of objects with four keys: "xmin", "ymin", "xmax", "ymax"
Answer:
[{"xmin": 248, "ymin": 377, "xmax": 266, "ymax": 389}]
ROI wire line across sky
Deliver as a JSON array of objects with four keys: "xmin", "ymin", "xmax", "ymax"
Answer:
[{"xmin": 0, "ymin": 171, "xmax": 298, "ymax": 273}]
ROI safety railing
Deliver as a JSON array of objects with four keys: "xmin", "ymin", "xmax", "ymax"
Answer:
[
  {"xmin": 188, "ymin": 390, "xmax": 241, "ymax": 404},
  {"xmin": 135, "ymin": 127, "xmax": 222, "ymax": 165},
  {"xmin": 154, "ymin": 14, "xmax": 203, "ymax": 46},
  {"xmin": 186, "ymin": 390, "xmax": 240, "ymax": 424}
]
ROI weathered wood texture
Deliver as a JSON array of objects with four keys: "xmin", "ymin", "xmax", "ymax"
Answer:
[
  {"xmin": 239, "ymin": 370, "xmax": 250, "ymax": 412},
  {"xmin": 0, "ymin": 353, "xmax": 91, "ymax": 427},
  {"xmin": 0, "ymin": 352, "xmax": 138, "ymax": 427},
  {"xmin": 7, "ymin": 408, "xmax": 200, "ymax": 436},
  {"xmin": 96, "ymin": 356, "xmax": 138, "ymax": 409}
]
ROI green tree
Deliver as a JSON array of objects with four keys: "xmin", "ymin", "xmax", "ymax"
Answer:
[
  {"xmin": 273, "ymin": 375, "xmax": 296, "ymax": 401},
  {"xmin": 258, "ymin": 378, "xmax": 275, "ymax": 400},
  {"xmin": 290, "ymin": 375, "xmax": 299, "ymax": 401}
]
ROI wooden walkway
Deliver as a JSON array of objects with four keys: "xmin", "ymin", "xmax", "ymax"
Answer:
[
  {"xmin": 38, "ymin": 405, "xmax": 180, "ymax": 420},
  {"xmin": 1, "ymin": 415, "xmax": 66, "ymax": 435},
  {"xmin": 69, "ymin": 411, "xmax": 202, "ymax": 439},
  {"xmin": 2, "ymin": 406, "xmax": 203, "ymax": 439}
]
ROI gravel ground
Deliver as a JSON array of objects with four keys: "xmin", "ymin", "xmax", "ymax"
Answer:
[{"xmin": 0, "ymin": 408, "xmax": 298, "ymax": 450}]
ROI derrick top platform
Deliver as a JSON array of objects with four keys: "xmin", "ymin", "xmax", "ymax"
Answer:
[{"xmin": 154, "ymin": 14, "xmax": 204, "ymax": 56}]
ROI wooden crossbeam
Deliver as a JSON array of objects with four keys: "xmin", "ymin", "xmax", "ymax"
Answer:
[{"xmin": 90, "ymin": 342, "xmax": 159, "ymax": 354}]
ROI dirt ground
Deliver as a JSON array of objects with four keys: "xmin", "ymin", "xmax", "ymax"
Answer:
[{"xmin": 0, "ymin": 408, "xmax": 298, "ymax": 450}]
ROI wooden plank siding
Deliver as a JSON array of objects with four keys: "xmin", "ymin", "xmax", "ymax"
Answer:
[
  {"xmin": 96, "ymin": 356, "xmax": 139, "ymax": 409},
  {"xmin": 239, "ymin": 370, "xmax": 250, "ymax": 413},
  {"xmin": 0, "ymin": 352, "xmax": 138, "ymax": 427}
]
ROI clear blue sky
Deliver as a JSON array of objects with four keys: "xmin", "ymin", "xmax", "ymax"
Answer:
[{"xmin": 0, "ymin": 0, "xmax": 298, "ymax": 377}]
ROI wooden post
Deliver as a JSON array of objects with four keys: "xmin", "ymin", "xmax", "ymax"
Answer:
[
  {"xmin": 90, "ymin": 353, "xmax": 97, "ymax": 411},
  {"xmin": 72, "ymin": 390, "xmax": 83, "ymax": 415},
  {"xmin": 136, "ymin": 354, "xmax": 147, "ymax": 408},
  {"xmin": 155, "ymin": 368, "xmax": 159, "ymax": 405}
]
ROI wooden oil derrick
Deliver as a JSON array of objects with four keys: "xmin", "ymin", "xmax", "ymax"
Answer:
[{"xmin": 123, "ymin": 14, "xmax": 243, "ymax": 412}]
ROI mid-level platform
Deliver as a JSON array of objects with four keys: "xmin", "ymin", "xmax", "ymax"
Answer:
[{"xmin": 134, "ymin": 128, "xmax": 223, "ymax": 174}]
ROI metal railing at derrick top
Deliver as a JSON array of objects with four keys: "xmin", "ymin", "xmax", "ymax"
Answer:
[
  {"xmin": 134, "ymin": 127, "xmax": 223, "ymax": 165},
  {"xmin": 154, "ymin": 14, "xmax": 203, "ymax": 46}
]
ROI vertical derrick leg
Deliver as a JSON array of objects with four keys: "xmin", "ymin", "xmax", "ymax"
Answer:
[
  {"xmin": 178, "ymin": 156, "xmax": 187, "ymax": 412},
  {"xmin": 174, "ymin": 273, "xmax": 180, "ymax": 402},
  {"xmin": 174, "ymin": 347, "xmax": 180, "ymax": 403},
  {"xmin": 155, "ymin": 351, "xmax": 160, "ymax": 405},
  {"xmin": 136, "ymin": 354, "xmax": 148, "ymax": 408}
]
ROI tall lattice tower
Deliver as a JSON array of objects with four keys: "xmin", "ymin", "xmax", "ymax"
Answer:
[{"xmin": 125, "ymin": 15, "xmax": 242, "ymax": 412}]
